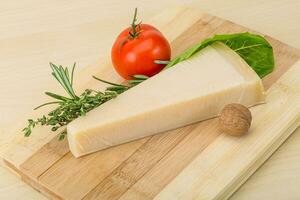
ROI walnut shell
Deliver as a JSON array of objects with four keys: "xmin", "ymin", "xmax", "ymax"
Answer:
[{"xmin": 219, "ymin": 103, "xmax": 252, "ymax": 136}]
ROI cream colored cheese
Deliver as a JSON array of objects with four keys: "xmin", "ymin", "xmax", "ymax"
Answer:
[{"xmin": 67, "ymin": 42, "xmax": 265, "ymax": 157}]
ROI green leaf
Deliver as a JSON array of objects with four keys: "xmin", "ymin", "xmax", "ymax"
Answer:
[
  {"xmin": 64, "ymin": 67, "xmax": 70, "ymax": 82},
  {"xmin": 71, "ymin": 62, "xmax": 76, "ymax": 86},
  {"xmin": 24, "ymin": 129, "xmax": 31, "ymax": 137},
  {"xmin": 128, "ymin": 79, "xmax": 144, "ymax": 85},
  {"xmin": 154, "ymin": 60, "xmax": 170, "ymax": 65},
  {"xmin": 50, "ymin": 63, "xmax": 66, "ymax": 89},
  {"xmin": 59, "ymin": 133, "xmax": 66, "ymax": 140},
  {"xmin": 164, "ymin": 32, "xmax": 274, "ymax": 78},
  {"xmin": 34, "ymin": 101, "xmax": 62, "ymax": 110},
  {"xmin": 93, "ymin": 76, "xmax": 128, "ymax": 87},
  {"xmin": 45, "ymin": 92, "xmax": 71, "ymax": 101},
  {"xmin": 131, "ymin": 74, "xmax": 149, "ymax": 80},
  {"xmin": 106, "ymin": 86, "xmax": 127, "ymax": 91},
  {"xmin": 59, "ymin": 65, "xmax": 77, "ymax": 98},
  {"xmin": 50, "ymin": 62, "xmax": 78, "ymax": 99}
]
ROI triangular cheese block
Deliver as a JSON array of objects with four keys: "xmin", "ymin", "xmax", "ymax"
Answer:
[{"xmin": 67, "ymin": 42, "xmax": 264, "ymax": 157}]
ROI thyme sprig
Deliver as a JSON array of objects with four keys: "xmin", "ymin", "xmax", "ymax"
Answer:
[{"xmin": 22, "ymin": 63, "xmax": 148, "ymax": 140}]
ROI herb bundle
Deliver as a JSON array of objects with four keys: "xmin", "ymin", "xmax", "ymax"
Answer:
[{"xmin": 22, "ymin": 63, "xmax": 148, "ymax": 140}]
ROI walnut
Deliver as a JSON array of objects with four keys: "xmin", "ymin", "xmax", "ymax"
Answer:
[{"xmin": 219, "ymin": 103, "xmax": 252, "ymax": 136}]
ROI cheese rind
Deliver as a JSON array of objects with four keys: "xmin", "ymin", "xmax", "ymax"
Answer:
[{"xmin": 67, "ymin": 43, "xmax": 264, "ymax": 157}]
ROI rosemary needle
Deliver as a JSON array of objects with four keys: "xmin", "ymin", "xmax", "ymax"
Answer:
[{"xmin": 22, "ymin": 63, "xmax": 148, "ymax": 140}]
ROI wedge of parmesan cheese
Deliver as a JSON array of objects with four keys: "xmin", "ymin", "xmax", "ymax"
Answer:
[{"xmin": 67, "ymin": 42, "xmax": 265, "ymax": 157}]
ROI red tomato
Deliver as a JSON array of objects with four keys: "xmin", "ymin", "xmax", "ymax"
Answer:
[{"xmin": 111, "ymin": 24, "xmax": 171, "ymax": 79}]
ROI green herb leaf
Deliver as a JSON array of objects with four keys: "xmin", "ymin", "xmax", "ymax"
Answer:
[
  {"xmin": 164, "ymin": 32, "xmax": 275, "ymax": 78},
  {"xmin": 131, "ymin": 74, "xmax": 149, "ymax": 80},
  {"xmin": 23, "ymin": 63, "xmax": 145, "ymax": 139},
  {"xmin": 59, "ymin": 131, "xmax": 67, "ymax": 140},
  {"xmin": 127, "ymin": 79, "xmax": 145, "ymax": 85},
  {"xmin": 45, "ymin": 92, "xmax": 71, "ymax": 101},
  {"xmin": 92, "ymin": 76, "xmax": 128, "ymax": 87},
  {"xmin": 50, "ymin": 62, "xmax": 78, "ymax": 99},
  {"xmin": 34, "ymin": 101, "xmax": 61, "ymax": 110},
  {"xmin": 71, "ymin": 62, "xmax": 76, "ymax": 86}
]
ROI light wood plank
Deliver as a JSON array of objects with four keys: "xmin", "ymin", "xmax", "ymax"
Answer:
[
  {"xmin": 83, "ymin": 125, "xmax": 196, "ymax": 200},
  {"xmin": 20, "ymin": 134, "xmax": 69, "ymax": 180},
  {"xmin": 231, "ymin": 126, "xmax": 300, "ymax": 200},
  {"xmin": 39, "ymin": 139, "xmax": 146, "ymax": 200},
  {"xmin": 119, "ymin": 119, "xmax": 221, "ymax": 200},
  {"xmin": 0, "ymin": 160, "xmax": 46, "ymax": 200}
]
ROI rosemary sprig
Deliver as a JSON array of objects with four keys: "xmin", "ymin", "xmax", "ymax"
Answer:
[{"xmin": 22, "ymin": 63, "xmax": 148, "ymax": 140}]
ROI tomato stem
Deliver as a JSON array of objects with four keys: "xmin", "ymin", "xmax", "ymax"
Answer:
[{"xmin": 129, "ymin": 8, "xmax": 141, "ymax": 39}]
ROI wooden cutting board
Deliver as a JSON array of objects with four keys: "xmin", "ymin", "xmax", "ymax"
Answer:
[{"xmin": 1, "ymin": 7, "xmax": 300, "ymax": 200}]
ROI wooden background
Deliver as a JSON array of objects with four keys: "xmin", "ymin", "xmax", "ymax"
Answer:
[{"xmin": 0, "ymin": 0, "xmax": 299, "ymax": 199}]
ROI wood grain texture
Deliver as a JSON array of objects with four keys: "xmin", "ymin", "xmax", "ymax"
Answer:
[
  {"xmin": 118, "ymin": 120, "xmax": 221, "ymax": 200},
  {"xmin": 0, "ymin": 161, "xmax": 47, "ymax": 200},
  {"xmin": 20, "ymin": 134, "xmax": 69, "ymax": 180},
  {"xmin": 39, "ymin": 139, "xmax": 147, "ymax": 200},
  {"xmin": 1, "ymin": 2, "xmax": 296, "ymax": 199},
  {"xmin": 83, "ymin": 126, "xmax": 196, "ymax": 200},
  {"xmin": 231, "ymin": 127, "xmax": 300, "ymax": 200}
]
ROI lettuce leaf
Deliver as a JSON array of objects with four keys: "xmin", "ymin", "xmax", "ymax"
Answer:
[{"xmin": 164, "ymin": 32, "xmax": 274, "ymax": 78}]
